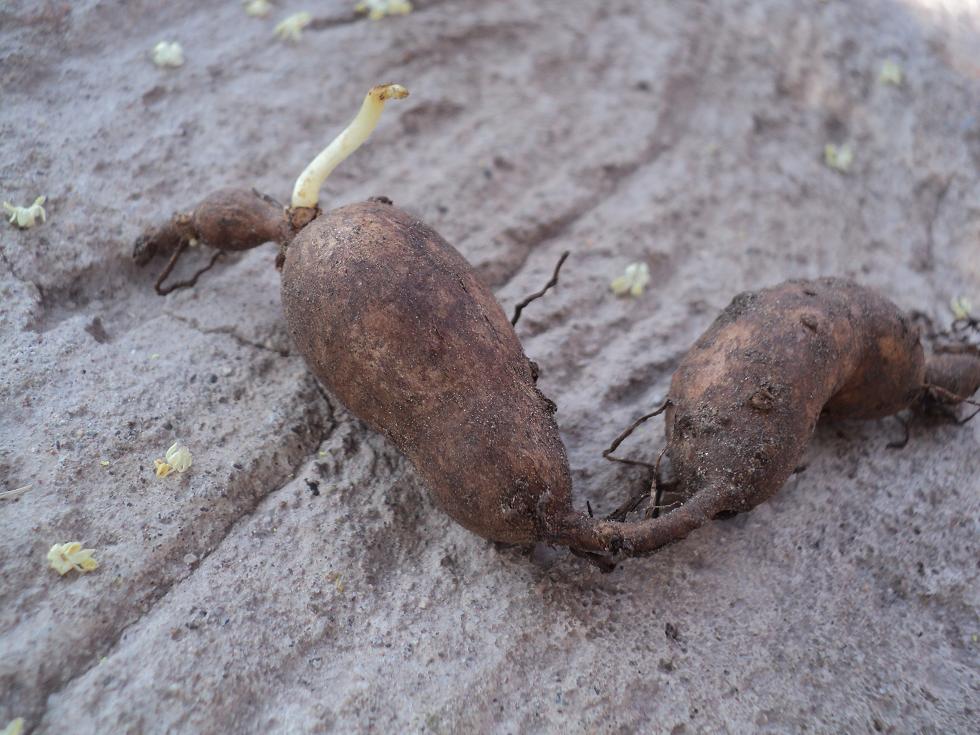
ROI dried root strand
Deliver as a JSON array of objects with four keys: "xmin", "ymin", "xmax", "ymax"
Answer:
[
  {"xmin": 511, "ymin": 251, "xmax": 570, "ymax": 326},
  {"xmin": 601, "ymin": 400, "xmax": 671, "ymax": 470},
  {"xmin": 600, "ymin": 402, "xmax": 675, "ymax": 525},
  {"xmin": 154, "ymin": 245, "xmax": 225, "ymax": 296}
]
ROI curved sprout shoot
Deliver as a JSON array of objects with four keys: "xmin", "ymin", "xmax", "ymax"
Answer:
[{"xmin": 290, "ymin": 84, "xmax": 409, "ymax": 210}]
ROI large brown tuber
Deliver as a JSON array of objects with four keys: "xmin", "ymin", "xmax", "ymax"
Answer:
[
  {"xmin": 134, "ymin": 85, "xmax": 980, "ymax": 569},
  {"xmin": 281, "ymin": 201, "xmax": 573, "ymax": 544}
]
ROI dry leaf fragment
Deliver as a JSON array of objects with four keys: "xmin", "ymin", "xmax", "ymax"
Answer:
[
  {"xmin": 951, "ymin": 296, "xmax": 973, "ymax": 321},
  {"xmin": 48, "ymin": 542, "xmax": 98, "ymax": 575},
  {"xmin": 879, "ymin": 60, "xmax": 903, "ymax": 86},
  {"xmin": 274, "ymin": 12, "xmax": 312, "ymax": 41},
  {"xmin": 154, "ymin": 441, "xmax": 192, "ymax": 477},
  {"xmin": 823, "ymin": 143, "xmax": 853, "ymax": 173},
  {"xmin": 3, "ymin": 196, "xmax": 46, "ymax": 229},
  {"xmin": 152, "ymin": 41, "xmax": 184, "ymax": 68},
  {"xmin": 611, "ymin": 262, "xmax": 651, "ymax": 297},
  {"xmin": 355, "ymin": 0, "xmax": 413, "ymax": 20},
  {"xmin": 244, "ymin": 0, "xmax": 273, "ymax": 17}
]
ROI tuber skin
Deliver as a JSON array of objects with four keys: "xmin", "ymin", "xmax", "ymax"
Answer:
[{"xmin": 133, "ymin": 86, "xmax": 980, "ymax": 569}]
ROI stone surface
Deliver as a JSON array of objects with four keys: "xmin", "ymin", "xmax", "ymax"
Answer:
[{"xmin": 1, "ymin": 0, "xmax": 978, "ymax": 732}]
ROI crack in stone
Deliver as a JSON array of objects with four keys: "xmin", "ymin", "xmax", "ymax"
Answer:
[
  {"xmin": 165, "ymin": 311, "xmax": 290, "ymax": 356},
  {"xmin": 308, "ymin": 10, "xmax": 361, "ymax": 31},
  {"xmin": 491, "ymin": 141, "xmax": 675, "ymax": 295},
  {"xmin": 914, "ymin": 176, "xmax": 953, "ymax": 272},
  {"xmin": 495, "ymin": 33, "xmax": 709, "ymax": 293},
  {"xmin": 920, "ymin": 177, "xmax": 953, "ymax": 273},
  {"xmin": 37, "ymin": 381, "xmax": 336, "ymax": 725},
  {"xmin": 0, "ymin": 245, "xmax": 34, "ymax": 288}
]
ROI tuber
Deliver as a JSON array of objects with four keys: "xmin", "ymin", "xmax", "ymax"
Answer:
[
  {"xmin": 281, "ymin": 200, "xmax": 574, "ymax": 544},
  {"xmin": 134, "ymin": 86, "xmax": 980, "ymax": 569}
]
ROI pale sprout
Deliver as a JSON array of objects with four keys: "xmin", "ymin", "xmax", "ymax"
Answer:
[
  {"xmin": 291, "ymin": 83, "xmax": 409, "ymax": 209},
  {"xmin": 274, "ymin": 12, "xmax": 312, "ymax": 41},
  {"xmin": 355, "ymin": 0, "xmax": 413, "ymax": 20},
  {"xmin": 48, "ymin": 542, "xmax": 98, "ymax": 575},
  {"xmin": 3, "ymin": 196, "xmax": 46, "ymax": 229},
  {"xmin": 879, "ymin": 60, "xmax": 903, "ymax": 86},
  {"xmin": 244, "ymin": 0, "xmax": 273, "ymax": 17},
  {"xmin": 611, "ymin": 262, "xmax": 651, "ymax": 297},
  {"xmin": 152, "ymin": 41, "xmax": 184, "ymax": 68},
  {"xmin": 823, "ymin": 143, "xmax": 853, "ymax": 173},
  {"xmin": 1, "ymin": 719, "xmax": 24, "ymax": 735},
  {"xmin": 951, "ymin": 296, "xmax": 973, "ymax": 321}
]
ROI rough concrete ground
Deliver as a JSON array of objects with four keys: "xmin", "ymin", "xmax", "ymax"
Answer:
[{"xmin": 1, "ymin": 0, "xmax": 978, "ymax": 732}]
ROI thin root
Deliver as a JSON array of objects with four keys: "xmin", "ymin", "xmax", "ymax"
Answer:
[
  {"xmin": 645, "ymin": 498, "xmax": 681, "ymax": 520},
  {"xmin": 153, "ymin": 240, "xmax": 188, "ymax": 293},
  {"xmin": 606, "ymin": 445, "xmax": 670, "ymax": 522},
  {"xmin": 601, "ymin": 400, "xmax": 672, "ymax": 469},
  {"xmin": 252, "ymin": 187, "xmax": 283, "ymax": 209},
  {"xmin": 602, "ymin": 402, "xmax": 672, "ymax": 522},
  {"xmin": 923, "ymin": 383, "xmax": 980, "ymax": 409},
  {"xmin": 957, "ymin": 405, "xmax": 980, "ymax": 425},
  {"xmin": 511, "ymin": 251, "xmax": 570, "ymax": 326},
  {"xmin": 155, "ymin": 245, "xmax": 225, "ymax": 296},
  {"xmin": 605, "ymin": 485, "xmax": 651, "ymax": 523}
]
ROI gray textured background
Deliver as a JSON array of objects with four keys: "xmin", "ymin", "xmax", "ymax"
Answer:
[{"xmin": 1, "ymin": 0, "xmax": 978, "ymax": 732}]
